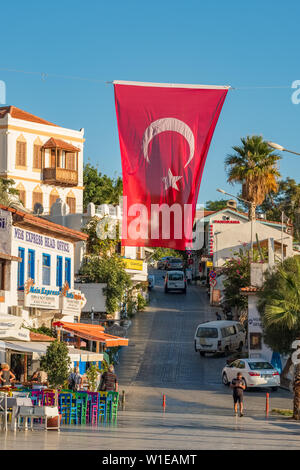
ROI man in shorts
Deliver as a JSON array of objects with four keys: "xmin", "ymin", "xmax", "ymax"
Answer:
[{"xmin": 230, "ymin": 372, "xmax": 246, "ymax": 416}]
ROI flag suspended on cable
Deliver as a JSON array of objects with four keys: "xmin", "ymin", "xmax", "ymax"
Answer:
[{"xmin": 114, "ymin": 80, "xmax": 229, "ymax": 249}]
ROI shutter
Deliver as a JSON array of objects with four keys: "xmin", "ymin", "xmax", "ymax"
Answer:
[
  {"xmin": 65, "ymin": 258, "xmax": 71, "ymax": 287},
  {"xmin": 16, "ymin": 141, "xmax": 26, "ymax": 166},
  {"xmin": 33, "ymin": 145, "xmax": 42, "ymax": 169},
  {"xmin": 18, "ymin": 247, "xmax": 25, "ymax": 290},
  {"xmin": 67, "ymin": 197, "xmax": 76, "ymax": 214},
  {"xmin": 56, "ymin": 256, "xmax": 63, "ymax": 288}
]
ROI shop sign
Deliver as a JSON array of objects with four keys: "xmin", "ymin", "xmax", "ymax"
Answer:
[
  {"xmin": 123, "ymin": 258, "xmax": 143, "ymax": 271},
  {"xmin": 248, "ymin": 317, "xmax": 262, "ymax": 328},
  {"xmin": 13, "ymin": 227, "xmax": 71, "ymax": 253},
  {"xmin": 60, "ymin": 289, "xmax": 87, "ymax": 314},
  {"xmin": 206, "ymin": 261, "xmax": 213, "ymax": 267}
]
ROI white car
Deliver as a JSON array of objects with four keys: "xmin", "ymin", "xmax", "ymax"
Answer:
[
  {"xmin": 164, "ymin": 270, "xmax": 187, "ymax": 294},
  {"xmin": 222, "ymin": 358, "xmax": 280, "ymax": 391},
  {"xmin": 194, "ymin": 320, "xmax": 246, "ymax": 356}
]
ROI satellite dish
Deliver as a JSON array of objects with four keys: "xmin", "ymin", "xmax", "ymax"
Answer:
[{"xmin": 33, "ymin": 202, "xmax": 44, "ymax": 215}]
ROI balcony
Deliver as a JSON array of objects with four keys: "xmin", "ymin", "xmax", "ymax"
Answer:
[{"xmin": 43, "ymin": 167, "xmax": 78, "ymax": 186}]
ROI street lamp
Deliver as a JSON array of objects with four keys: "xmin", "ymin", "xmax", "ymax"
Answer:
[
  {"xmin": 216, "ymin": 188, "xmax": 255, "ymax": 256},
  {"xmin": 267, "ymin": 141, "xmax": 300, "ymax": 156}
]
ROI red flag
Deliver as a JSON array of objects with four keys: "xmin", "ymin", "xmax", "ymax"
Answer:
[{"xmin": 114, "ymin": 81, "xmax": 229, "ymax": 250}]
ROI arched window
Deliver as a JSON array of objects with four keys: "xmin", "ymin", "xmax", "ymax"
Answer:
[
  {"xmin": 32, "ymin": 185, "xmax": 43, "ymax": 210},
  {"xmin": 16, "ymin": 183, "xmax": 26, "ymax": 207},
  {"xmin": 49, "ymin": 188, "xmax": 59, "ymax": 210},
  {"xmin": 16, "ymin": 135, "xmax": 27, "ymax": 168},
  {"xmin": 33, "ymin": 137, "xmax": 43, "ymax": 170},
  {"xmin": 66, "ymin": 190, "xmax": 76, "ymax": 214}
]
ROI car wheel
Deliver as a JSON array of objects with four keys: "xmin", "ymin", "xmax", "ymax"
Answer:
[
  {"xmin": 194, "ymin": 341, "xmax": 198, "ymax": 353},
  {"xmin": 200, "ymin": 351, "xmax": 205, "ymax": 357},
  {"xmin": 222, "ymin": 372, "xmax": 229, "ymax": 386},
  {"xmin": 224, "ymin": 346, "xmax": 230, "ymax": 356},
  {"xmin": 237, "ymin": 342, "xmax": 243, "ymax": 352}
]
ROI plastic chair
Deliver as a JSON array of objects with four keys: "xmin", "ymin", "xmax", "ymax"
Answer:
[
  {"xmin": 75, "ymin": 392, "xmax": 88, "ymax": 425},
  {"xmin": 42, "ymin": 390, "xmax": 56, "ymax": 406},
  {"xmin": 106, "ymin": 392, "xmax": 119, "ymax": 422},
  {"xmin": 59, "ymin": 392, "xmax": 78, "ymax": 425},
  {"xmin": 87, "ymin": 392, "xmax": 99, "ymax": 425}
]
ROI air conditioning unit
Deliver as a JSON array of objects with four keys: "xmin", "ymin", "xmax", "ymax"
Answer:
[{"xmin": 10, "ymin": 306, "xmax": 23, "ymax": 317}]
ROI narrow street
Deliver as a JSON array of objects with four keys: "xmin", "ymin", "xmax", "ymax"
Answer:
[{"xmin": 116, "ymin": 269, "xmax": 293, "ymax": 417}]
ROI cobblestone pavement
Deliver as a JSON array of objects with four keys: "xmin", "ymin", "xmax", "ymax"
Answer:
[{"xmin": 0, "ymin": 270, "xmax": 298, "ymax": 450}]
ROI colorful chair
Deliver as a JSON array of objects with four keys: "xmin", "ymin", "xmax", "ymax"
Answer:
[
  {"xmin": 87, "ymin": 392, "xmax": 99, "ymax": 425},
  {"xmin": 106, "ymin": 391, "xmax": 119, "ymax": 422},
  {"xmin": 59, "ymin": 392, "xmax": 78, "ymax": 425},
  {"xmin": 42, "ymin": 390, "xmax": 56, "ymax": 406},
  {"xmin": 75, "ymin": 392, "xmax": 88, "ymax": 424}
]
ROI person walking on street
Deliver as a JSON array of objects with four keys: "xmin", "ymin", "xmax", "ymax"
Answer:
[
  {"xmin": 216, "ymin": 311, "xmax": 222, "ymax": 320},
  {"xmin": 99, "ymin": 364, "xmax": 118, "ymax": 392},
  {"xmin": 230, "ymin": 372, "xmax": 246, "ymax": 417},
  {"xmin": 68, "ymin": 366, "xmax": 83, "ymax": 392}
]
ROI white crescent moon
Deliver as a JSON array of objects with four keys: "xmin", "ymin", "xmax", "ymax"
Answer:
[{"xmin": 142, "ymin": 118, "xmax": 195, "ymax": 168}]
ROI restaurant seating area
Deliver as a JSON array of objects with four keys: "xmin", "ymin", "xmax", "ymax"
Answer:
[{"xmin": 0, "ymin": 387, "xmax": 119, "ymax": 429}]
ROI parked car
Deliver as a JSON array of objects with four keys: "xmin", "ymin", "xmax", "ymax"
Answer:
[
  {"xmin": 221, "ymin": 358, "xmax": 280, "ymax": 391},
  {"xmin": 166, "ymin": 258, "xmax": 184, "ymax": 270},
  {"xmin": 157, "ymin": 257, "xmax": 172, "ymax": 270},
  {"xmin": 194, "ymin": 320, "xmax": 246, "ymax": 356},
  {"xmin": 164, "ymin": 270, "xmax": 187, "ymax": 294}
]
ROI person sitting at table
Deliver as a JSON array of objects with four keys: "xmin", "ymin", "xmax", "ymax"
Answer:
[
  {"xmin": 30, "ymin": 370, "xmax": 40, "ymax": 383},
  {"xmin": 0, "ymin": 364, "xmax": 16, "ymax": 388}
]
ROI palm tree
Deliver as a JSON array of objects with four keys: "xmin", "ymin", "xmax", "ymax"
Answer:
[
  {"xmin": 225, "ymin": 136, "xmax": 281, "ymax": 220},
  {"xmin": 261, "ymin": 257, "xmax": 300, "ymax": 419}
]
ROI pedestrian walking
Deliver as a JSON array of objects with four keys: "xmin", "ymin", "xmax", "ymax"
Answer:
[
  {"xmin": 230, "ymin": 372, "xmax": 246, "ymax": 417},
  {"xmin": 99, "ymin": 364, "xmax": 118, "ymax": 392},
  {"xmin": 216, "ymin": 311, "xmax": 222, "ymax": 320},
  {"xmin": 68, "ymin": 366, "xmax": 83, "ymax": 392}
]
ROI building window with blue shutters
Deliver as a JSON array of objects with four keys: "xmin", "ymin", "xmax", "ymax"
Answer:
[
  {"xmin": 27, "ymin": 249, "xmax": 35, "ymax": 281},
  {"xmin": 65, "ymin": 257, "xmax": 71, "ymax": 288},
  {"xmin": 42, "ymin": 254, "xmax": 51, "ymax": 286},
  {"xmin": 18, "ymin": 247, "xmax": 25, "ymax": 290},
  {"xmin": 56, "ymin": 256, "xmax": 63, "ymax": 288}
]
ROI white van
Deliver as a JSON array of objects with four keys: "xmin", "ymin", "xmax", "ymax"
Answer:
[
  {"xmin": 194, "ymin": 320, "xmax": 246, "ymax": 356},
  {"xmin": 164, "ymin": 270, "xmax": 187, "ymax": 294}
]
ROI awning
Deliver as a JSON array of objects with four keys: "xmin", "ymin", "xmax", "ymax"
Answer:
[
  {"xmin": 3, "ymin": 341, "xmax": 103, "ymax": 362},
  {"xmin": 53, "ymin": 321, "xmax": 129, "ymax": 347}
]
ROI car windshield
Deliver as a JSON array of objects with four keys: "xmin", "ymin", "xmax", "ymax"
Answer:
[
  {"xmin": 248, "ymin": 362, "xmax": 274, "ymax": 370},
  {"xmin": 169, "ymin": 273, "xmax": 183, "ymax": 281},
  {"xmin": 197, "ymin": 327, "xmax": 218, "ymax": 338}
]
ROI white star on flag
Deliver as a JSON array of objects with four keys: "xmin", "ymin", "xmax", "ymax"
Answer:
[{"xmin": 162, "ymin": 168, "xmax": 182, "ymax": 191}]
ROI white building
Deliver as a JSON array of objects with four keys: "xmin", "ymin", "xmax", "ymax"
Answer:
[
  {"xmin": 45, "ymin": 201, "xmax": 149, "ymax": 282},
  {"xmin": 0, "ymin": 205, "xmax": 88, "ymax": 332},
  {"xmin": 0, "ymin": 106, "xmax": 84, "ymax": 214}
]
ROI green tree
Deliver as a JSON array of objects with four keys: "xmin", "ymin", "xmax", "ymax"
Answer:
[
  {"xmin": 0, "ymin": 178, "xmax": 20, "ymax": 206},
  {"xmin": 258, "ymin": 256, "xmax": 300, "ymax": 419},
  {"xmin": 79, "ymin": 254, "xmax": 132, "ymax": 315},
  {"xmin": 225, "ymin": 136, "xmax": 281, "ymax": 220},
  {"xmin": 222, "ymin": 249, "xmax": 251, "ymax": 318},
  {"xmin": 82, "ymin": 215, "xmax": 120, "ymax": 256},
  {"xmin": 40, "ymin": 341, "xmax": 71, "ymax": 388},
  {"xmin": 83, "ymin": 164, "xmax": 123, "ymax": 210}
]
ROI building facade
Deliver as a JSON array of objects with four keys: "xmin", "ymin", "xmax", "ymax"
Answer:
[
  {"xmin": 0, "ymin": 106, "xmax": 84, "ymax": 214},
  {"xmin": 0, "ymin": 205, "xmax": 88, "ymax": 330}
]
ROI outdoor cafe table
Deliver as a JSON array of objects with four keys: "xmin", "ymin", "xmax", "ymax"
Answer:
[{"xmin": 7, "ymin": 397, "xmax": 33, "ymax": 431}]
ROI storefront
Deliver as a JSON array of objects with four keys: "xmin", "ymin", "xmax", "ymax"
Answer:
[{"xmin": 0, "ymin": 205, "xmax": 88, "ymax": 328}]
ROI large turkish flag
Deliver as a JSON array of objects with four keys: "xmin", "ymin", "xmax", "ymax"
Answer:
[{"xmin": 114, "ymin": 81, "xmax": 229, "ymax": 250}]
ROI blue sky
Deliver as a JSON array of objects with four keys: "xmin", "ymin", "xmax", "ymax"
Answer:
[{"xmin": 1, "ymin": 0, "xmax": 300, "ymax": 206}]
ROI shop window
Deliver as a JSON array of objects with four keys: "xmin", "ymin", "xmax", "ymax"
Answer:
[
  {"xmin": 250, "ymin": 332, "xmax": 262, "ymax": 350},
  {"xmin": 18, "ymin": 247, "xmax": 25, "ymax": 290},
  {"xmin": 27, "ymin": 249, "xmax": 35, "ymax": 281},
  {"xmin": 65, "ymin": 257, "xmax": 71, "ymax": 287},
  {"xmin": 42, "ymin": 254, "xmax": 51, "ymax": 285},
  {"xmin": 56, "ymin": 256, "xmax": 63, "ymax": 288}
]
